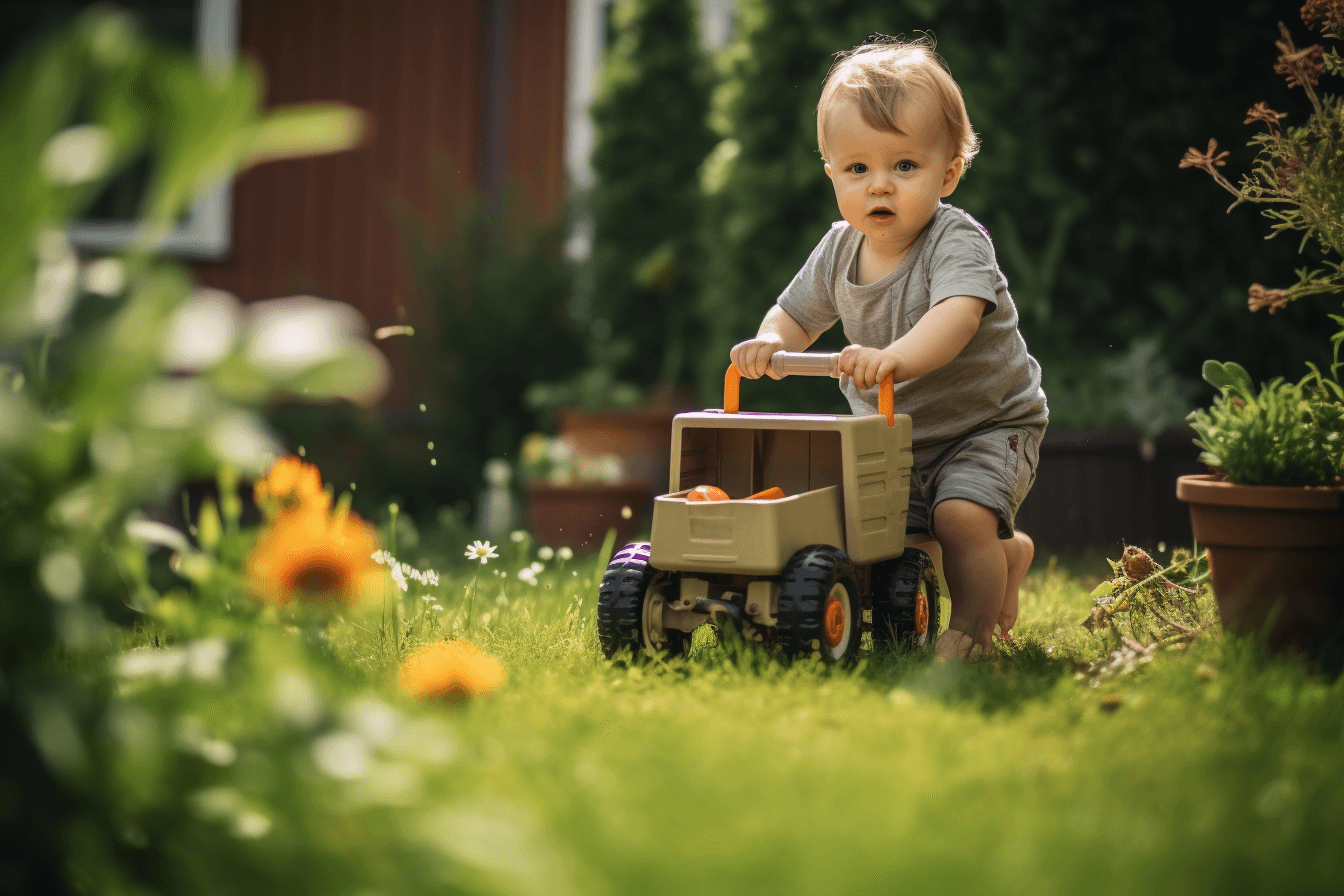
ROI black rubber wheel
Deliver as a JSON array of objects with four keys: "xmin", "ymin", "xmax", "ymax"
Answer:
[
  {"xmin": 596, "ymin": 542, "xmax": 689, "ymax": 660},
  {"xmin": 871, "ymin": 547, "xmax": 941, "ymax": 654},
  {"xmin": 776, "ymin": 545, "xmax": 865, "ymax": 663}
]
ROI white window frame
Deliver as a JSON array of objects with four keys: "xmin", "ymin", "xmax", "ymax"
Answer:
[{"xmin": 68, "ymin": 0, "xmax": 239, "ymax": 260}]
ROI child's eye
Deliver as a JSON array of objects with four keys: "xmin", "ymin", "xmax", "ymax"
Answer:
[
  {"xmin": 849, "ymin": 163, "xmax": 868, "ymax": 174},
  {"xmin": 897, "ymin": 160, "xmax": 915, "ymax": 173}
]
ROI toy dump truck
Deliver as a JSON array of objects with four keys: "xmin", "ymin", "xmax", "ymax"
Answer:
[{"xmin": 597, "ymin": 352, "xmax": 941, "ymax": 663}]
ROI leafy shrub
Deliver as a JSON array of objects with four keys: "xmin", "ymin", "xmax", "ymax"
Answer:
[
  {"xmin": 0, "ymin": 9, "xmax": 384, "ymax": 889},
  {"xmin": 1187, "ymin": 360, "xmax": 1344, "ymax": 485},
  {"xmin": 398, "ymin": 176, "xmax": 585, "ymax": 511},
  {"xmin": 587, "ymin": 0, "xmax": 716, "ymax": 392},
  {"xmin": 1180, "ymin": 6, "xmax": 1344, "ymax": 483}
]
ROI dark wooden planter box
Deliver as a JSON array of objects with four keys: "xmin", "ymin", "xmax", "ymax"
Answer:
[
  {"xmin": 1014, "ymin": 427, "xmax": 1205, "ymax": 555},
  {"xmin": 528, "ymin": 481, "xmax": 654, "ymax": 551}
]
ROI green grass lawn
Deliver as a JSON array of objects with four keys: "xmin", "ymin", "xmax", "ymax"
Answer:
[{"xmin": 86, "ymin": 534, "xmax": 1344, "ymax": 896}]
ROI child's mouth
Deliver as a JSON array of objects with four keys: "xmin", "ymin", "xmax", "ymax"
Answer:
[{"xmin": 868, "ymin": 208, "xmax": 894, "ymax": 217}]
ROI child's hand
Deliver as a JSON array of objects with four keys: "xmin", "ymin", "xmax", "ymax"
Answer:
[
  {"xmin": 730, "ymin": 336, "xmax": 786, "ymax": 379},
  {"xmin": 838, "ymin": 344, "xmax": 900, "ymax": 390}
]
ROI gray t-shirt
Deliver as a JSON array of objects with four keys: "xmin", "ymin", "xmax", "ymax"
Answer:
[{"xmin": 777, "ymin": 203, "xmax": 1048, "ymax": 446}]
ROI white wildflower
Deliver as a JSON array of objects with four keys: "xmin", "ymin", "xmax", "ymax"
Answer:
[
  {"xmin": 390, "ymin": 565, "xmax": 408, "ymax": 592},
  {"xmin": 465, "ymin": 540, "xmax": 498, "ymax": 564},
  {"xmin": 538, "ymin": 546, "xmax": 554, "ymax": 561},
  {"xmin": 557, "ymin": 547, "xmax": 573, "ymax": 561}
]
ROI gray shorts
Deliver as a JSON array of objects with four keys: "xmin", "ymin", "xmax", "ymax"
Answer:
[{"xmin": 906, "ymin": 425, "xmax": 1044, "ymax": 540}]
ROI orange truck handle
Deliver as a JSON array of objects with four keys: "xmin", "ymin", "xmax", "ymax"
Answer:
[{"xmin": 724, "ymin": 351, "xmax": 895, "ymax": 426}]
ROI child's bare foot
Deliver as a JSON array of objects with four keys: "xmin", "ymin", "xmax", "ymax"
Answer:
[
  {"xmin": 997, "ymin": 531, "xmax": 1035, "ymax": 642},
  {"xmin": 934, "ymin": 628, "xmax": 986, "ymax": 663}
]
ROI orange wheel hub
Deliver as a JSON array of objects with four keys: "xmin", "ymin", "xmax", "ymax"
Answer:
[
  {"xmin": 914, "ymin": 590, "xmax": 929, "ymax": 636},
  {"xmin": 824, "ymin": 595, "xmax": 847, "ymax": 647}
]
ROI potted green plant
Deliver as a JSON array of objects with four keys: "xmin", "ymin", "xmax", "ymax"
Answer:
[
  {"xmin": 1176, "ymin": 4, "xmax": 1344, "ymax": 665},
  {"xmin": 520, "ymin": 337, "xmax": 668, "ymax": 551}
]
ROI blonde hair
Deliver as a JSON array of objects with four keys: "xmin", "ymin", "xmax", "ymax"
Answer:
[{"xmin": 817, "ymin": 35, "xmax": 979, "ymax": 167}]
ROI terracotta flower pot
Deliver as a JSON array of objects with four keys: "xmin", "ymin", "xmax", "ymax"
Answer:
[
  {"xmin": 1176, "ymin": 474, "xmax": 1344, "ymax": 665},
  {"xmin": 528, "ymin": 481, "xmax": 653, "ymax": 551}
]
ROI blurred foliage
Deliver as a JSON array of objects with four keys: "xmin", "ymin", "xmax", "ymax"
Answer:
[
  {"xmin": 0, "ymin": 7, "xmax": 392, "ymax": 891},
  {"xmin": 397, "ymin": 172, "xmax": 586, "ymax": 516},
  {"xmin": 1042, "ymin": 337, "xmax": 1198, "ymax": 437},
  {"xmin": 522, "ymin": 322, "xmax": 645, "ymax": 429},
  {"xmin": 696, "ymin": 0, "xmax": 1333, "ymax": 423},
  {"xmin": 587, "ymin": 0, "xmax": 716, "ymax": 393}
]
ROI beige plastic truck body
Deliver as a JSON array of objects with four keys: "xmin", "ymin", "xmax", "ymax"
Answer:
[{"xmin": 648, "ymin": 409, "xmax": 915, "ymax": 576}]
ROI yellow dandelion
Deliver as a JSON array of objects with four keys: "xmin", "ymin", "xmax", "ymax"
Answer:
[
  {"xmin": 398, "ymin": 640, "xmax": 506, "ymax": 701},
  {"xmin": 246, "ymin": 507, "xmax": 381, "ymax": 606},
  {"xmin": 253, "ymin": 456, "xmax": 331, "ymax": 518}
]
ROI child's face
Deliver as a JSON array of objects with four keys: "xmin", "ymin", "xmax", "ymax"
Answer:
[{"xmin": 823, "ymin": 95, "xmax": 963, "ymax": 256}]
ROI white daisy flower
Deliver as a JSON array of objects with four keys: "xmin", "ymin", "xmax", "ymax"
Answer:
[
  {"xmin": 557, "ymin": 547, "xmax": 573, "ymax": 561},
  {"xmin": 509, "ymin": 530, "xmax": 527, "ymax": 543},
  {"xmin": 517, "ymin": 568, "xmax": 538, "ymax": 585},
  {"xmin": 465, "ymin": 540, "xmax": 498, "ymax": 564},
  {"xmin": 538, "ymin": 546, "xmax": 554, "ymax": 561},
  {"xmin": 530, "ymin": 562, "xmax": 544, "ymax": 574}
]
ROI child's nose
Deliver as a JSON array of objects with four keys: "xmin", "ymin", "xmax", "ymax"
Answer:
[{"xmin": 868, "ymin": 174, "xmax": 894, "ymax": 194}]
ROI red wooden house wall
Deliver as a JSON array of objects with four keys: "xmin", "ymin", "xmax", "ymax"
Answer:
[{"xmin": 193, "ymin": 0, "xmax": 568, "ymax": 411}]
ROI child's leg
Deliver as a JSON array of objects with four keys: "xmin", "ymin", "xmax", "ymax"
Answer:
[
  {"xmin": 997, "ymin": 530, "xmax": 1034, "ymax": 639},
  {"xmin": 933, "ymin": 498, "xmax": 1005, "ymax": 652}
]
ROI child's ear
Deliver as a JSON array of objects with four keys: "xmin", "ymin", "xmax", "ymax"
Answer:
[
  {"xmin": 940, "ymin": 156, "xmax": 965, "ymax": 197},
  {"xmin": 824, "ymin": 161, "xmax": 833, "ymax": 179}
]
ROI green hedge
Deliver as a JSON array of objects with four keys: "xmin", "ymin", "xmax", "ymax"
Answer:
[{"xmin": 588, "ymin": 0, "xmax": 716, "ymax": 391}]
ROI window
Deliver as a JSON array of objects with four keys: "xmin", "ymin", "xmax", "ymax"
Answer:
[{"xmin": 0, "ymin": 0, "xmax": 239, "ymax": 259}]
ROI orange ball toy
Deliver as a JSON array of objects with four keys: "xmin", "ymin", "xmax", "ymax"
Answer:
[{"xmin": 687, "ymin": 484, "xmax": 730, "ymax": 502}]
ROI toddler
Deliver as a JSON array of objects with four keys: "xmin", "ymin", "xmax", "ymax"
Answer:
[{"xmin": 730, "ymin": 36, "xmax": 1048, "ymax": 660}]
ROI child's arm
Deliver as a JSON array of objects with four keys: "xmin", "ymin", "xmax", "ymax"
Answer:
[
  {"xmin": 730, "ymin": 305, "xmax": 822, "ymax": 380},
  {"xmin": 839, "ymin": 295, "xmax": 988, "ymax": 389}
]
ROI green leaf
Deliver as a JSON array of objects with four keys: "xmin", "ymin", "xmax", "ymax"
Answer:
[
  {"xmin": 240, "ymin": 104, "xmax": 365, "ymax": 172},
  {"xmin": 1090, "ymin": 580, "xmax": 1115, "ymax": 599},
  {"xmin": 1201, "ymin": 360, "xmax": 1252, "ymax": 397}
]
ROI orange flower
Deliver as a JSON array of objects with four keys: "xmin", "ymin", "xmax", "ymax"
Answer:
[
  {"xmin": 253, "ymin": 456, "xmax": 331, "ymax": 518},
  {"xmin": 399, "ymin": 641, "xmax": 506, "ymax": 701},
  {"xmin": 246, "ymin": 507, "xmax": 381, "ymax": 606}
]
